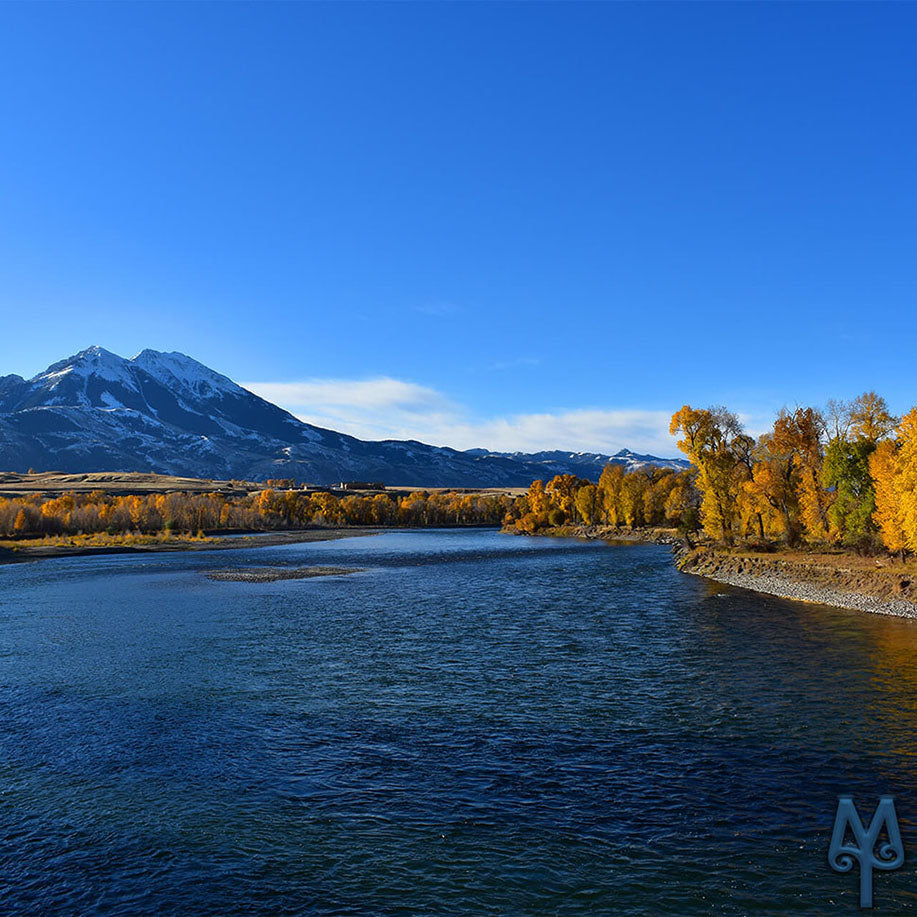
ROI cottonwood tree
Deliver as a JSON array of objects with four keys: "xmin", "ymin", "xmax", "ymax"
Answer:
[
  {"xmin": 823, "ymin": 392, "xmax": 896, "ymax": 547},
  {"xmin": 670, "ymin": 405, "xmax": 752, "ymax": 543}
]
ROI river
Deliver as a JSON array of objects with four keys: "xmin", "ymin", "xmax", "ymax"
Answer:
[{"xmin": 1, "ymin": 529, "xmax": 915, "ymax": 913}]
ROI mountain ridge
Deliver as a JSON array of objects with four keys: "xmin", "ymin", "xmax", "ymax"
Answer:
[{"xmin": 0, "ymin": 347, "xmax": 687, "ymax": 486}]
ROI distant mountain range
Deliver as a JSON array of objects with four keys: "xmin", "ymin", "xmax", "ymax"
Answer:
[
  {"xmin": 0, "ymin": 347, "xmax": 688, "ymax": 486},
  {"xmin": 464, "ymin": 448, "xmax": 689, "ymax": 479}
]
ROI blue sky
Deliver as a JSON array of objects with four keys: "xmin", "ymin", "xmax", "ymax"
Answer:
[{"xmin": 1, "ymin": 3, "xmax": 915, "ymax": 456}]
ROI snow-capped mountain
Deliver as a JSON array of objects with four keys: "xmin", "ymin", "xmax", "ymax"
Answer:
[
  {"xmin": 0, "ymin": 347, "xmax": 687, "ymax": 486},
  {"xmin": 463, "ymin": 448, "xmax": 689, "ymax": 477}
]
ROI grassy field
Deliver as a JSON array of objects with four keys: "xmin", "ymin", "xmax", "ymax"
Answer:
[
  {"xmin": 0, "ymin": 471, "xmax": 526, "ymax": 498},
  {"xmin": 0, "ymin": 471, "xmax": 257, "ymax": 496}
]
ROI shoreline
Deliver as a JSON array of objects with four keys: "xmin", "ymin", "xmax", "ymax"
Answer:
[
  {"xmin": 509, "ymin": 524, "xmax": 917, "ymax": 619},
  {"xmin": 0, "ymin": 528, "xmax": 380, "ymax": 565},
  {"xmin": 676, "ymin": 547, "xmax": 917, "ymax": 619},
  {"xmin": 504, "ymin": 523, "xmax": 683, "ymax": 546},
  {"xmin": 8, "ymin": 520, "xmax": 917, "ymax": 619}
]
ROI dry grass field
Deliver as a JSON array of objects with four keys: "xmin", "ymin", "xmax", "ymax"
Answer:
[
  {"xmin": 0, "ymin": 471, "xmax": 259, "ymax": 497},
  {"xmin": 0, "ymin": 471, "xmax": 526, "ymax": 499}
]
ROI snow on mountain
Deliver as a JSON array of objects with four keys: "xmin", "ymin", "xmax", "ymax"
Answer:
[
  {"xmin": 0, "ymin": 347, "xmax": 689, "ymax": 486},
  {"xmin": 23, "ymin": 346, "xmax": 142, "ymax": 409},
  {"xmin": 130, "ymin": 349, "xmax": 245, "ymax": 400},
  {"xmin": 464, "ymin": 448, "xmax": 689, "ymax": 476}
]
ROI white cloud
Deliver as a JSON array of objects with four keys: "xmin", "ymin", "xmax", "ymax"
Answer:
[
  {"xmin": 248, "ymin": 378, "xmax": 446, "ymax": 411},
  {"xmin": 455, "ymin": 409, "xmax": 678, "ymax": 455},
  {"xmin": 241, "ymin": 377, "xmax": 680, "ymax": 456}
]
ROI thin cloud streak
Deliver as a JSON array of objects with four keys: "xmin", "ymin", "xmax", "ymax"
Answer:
[
  {"xmin": 248, "ymin": 378, "xmax": 447, "ymax": 410},
  {"xmin": 243, "ymin": 376, "xmax": 681, "ymax": 456}
]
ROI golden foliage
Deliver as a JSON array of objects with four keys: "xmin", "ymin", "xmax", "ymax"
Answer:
[
  {"xmin": 0, "ymin": 488, "xmax": 519, "ymax": 538},
  {"xmin": 870, "ymin": 439, "xmax": 905, "ymax": 554},
  {"xmin": 670, "ymin": 405, "xmax": 751, "ymax": 542},
  {"xmin": 673, "ymin": 393, "xmax": 917, "ymax": 556},
  {"xmin": 503, "ymin": 468, "xmax": 698, "ymax": 535},
  {"xmin": 893, "ymin": 409, "xmax": 917, "ymax": 552}
]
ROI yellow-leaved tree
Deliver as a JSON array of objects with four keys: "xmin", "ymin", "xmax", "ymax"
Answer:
[
  {"xmin": 669, "ymin": 405, "xmax": 752, "ymax": 543},
  {"xmin": 894, "ymin": 408, "xmax": 917, "ymax": 552},
  {"xmin": 526, "ymin": 479, "xmax": 550, "ymax": 516},
  {"xmin": 850, "ymin": 391, "xmax": 897, "ymax": 443},
  {"xmin": 739, "ymin": 407, "xmax": 829, "ymax": 544},
  {"xmin": 870, "ymin": 439, "xmax": 904, "ymax": 554},
  {"xmin": 597, "ymin": 464, "xmax": 624, "ymax": 526},
  {"xmin": 870, "ymin": 407, "xmax": 917, "ymax": 555},
  {"xmin": 574, "ymin": 484, "xmax": 599, "ymax": 525},
  {"xmin": 545, "ymin": 474, "xmax": 582, "ymax": 522}
]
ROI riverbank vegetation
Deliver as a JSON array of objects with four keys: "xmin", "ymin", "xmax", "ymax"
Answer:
[
  {"xmin": 0, "ymin": 488, "xmax": 518, "ymax": 538},
  {"xmin": 669, "ymin": 392, "xmax": 917, "ymax": 556},
  {"xmin": 5, "ymin": 390, "xmax": 913, "ymax": 566},
  {"xmin": 0, "ymin": 531, "xmax": 214, "ymax": 551},
  {"xmin": 502, "ymin": 468, "xmax": 699, "ymax": 535},
  {"xmin": 505, "ymin": 391, "xmax": 917, "ymax": 563}
]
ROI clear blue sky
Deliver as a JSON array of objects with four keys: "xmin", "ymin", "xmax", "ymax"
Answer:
[{"xmin": 1, "ymin": 2, "xmax": 915, "ymax": 455}]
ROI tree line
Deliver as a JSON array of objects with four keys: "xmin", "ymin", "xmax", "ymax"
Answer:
[
  {"xmin": 499, "ymin": 389, "xmax": 917, "ymax": 556},
  {"xmin": 503, "ymin": 467, "xmax": 699, "ymax": 535},
  {"xmin": 669, "ymin": 391, "xmax": 917, "ymax": 554},
  {"xmin": 0, "ymin": 489, "xmax": 519, "ymax": 538},
  {"xmin": 7, "ymin": 389, "xmax": 909, "ymax": 554},
  {"xmin": 0, "ymin": 467, "xmax": 700, "ymax": 541}
]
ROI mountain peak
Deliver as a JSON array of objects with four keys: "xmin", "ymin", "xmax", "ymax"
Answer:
[
  {"xmin": 69, "ymin": 345, "xmax": 124, "ymax": 366},
  {"xmin": 40, "ymin": 345, "xmax": 133, "ymax": 385},
  {"xmin": 130, "ymin": 349, "xmax": 243, "ymax": 398},
  {"xmin": 0, "ymin": 345, "xmax": 686, "ymax": 485}
]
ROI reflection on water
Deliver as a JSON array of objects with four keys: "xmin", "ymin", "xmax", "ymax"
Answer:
[{"xmin": 0, "ymin": 529, "xmax": 916, "ymax": 914}]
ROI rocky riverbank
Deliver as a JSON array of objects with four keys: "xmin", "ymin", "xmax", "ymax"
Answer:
[
  {"xmin": 677, "ymin": 547, "xmax": 917, "ymax": 618},
  {"xmin": 509, "ymin": 523, "xmax": 917, "ymax": 618}
]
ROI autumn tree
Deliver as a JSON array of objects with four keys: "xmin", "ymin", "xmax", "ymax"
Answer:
[
  {"xmin": 892, "ymin": 408, "xmax": 917, "ymax": 553},
  {"xmin": 597, "ymin": 464, "xmax": 624, "ymax": 526},
  {"xmin": 821, "ymin": 392, "xmax": 895, "ymax": 547},
  {"xmin": 574, "ymin": 484, "xmax": 599, "ymax": 525},
  {"xmin": 371, "ymin": 493, "xmax": 397, "ymax": 525},
  {"xmin": 526, "ymin": 480, "xmax": 550, "ymax": 516},
  {"xmin": 643, "ymin": 471, "xmax": 672, "ymax": 526},
  {"xmin": 789, "ymin": 407, "xmax": 829, "ymax": 540},
  {"xmin": 849, "ymin": 391, "xmax": 897, "ymax": 442},
  {"xmin": 664, "ymin": 471, "xmax": 699, "ymax": 530},
  {"xmin": 744, "ymin": 430, "xmax": 797, "ymax": 541},
  {"xmin": 619, "ymin": 471, "xmax": 647, "ymax": 527},
  {"xmin": 670, "ymin": 405, "xmax": 752, "ymax": 543},
  {"xmin": 870, "ymin": 439, "xmax": 906, "ymax": 555},
  {"xmin": 545, "ymin": 474, "xmax": 583, "ymax": 523}
]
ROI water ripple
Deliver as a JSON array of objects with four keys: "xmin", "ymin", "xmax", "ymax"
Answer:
[{"xmin": 0, "ymin": 530, "xmax": 915, "ymax": 913}]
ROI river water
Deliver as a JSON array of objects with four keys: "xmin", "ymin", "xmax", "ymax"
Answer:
[{"xmin": 1, "ymin": 529, "xmax": 915, "ymax": 914}]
